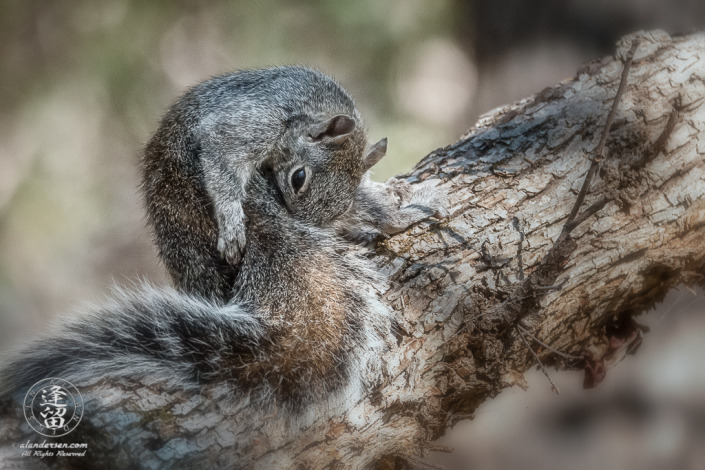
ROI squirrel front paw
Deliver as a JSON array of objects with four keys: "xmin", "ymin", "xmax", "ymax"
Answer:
[{"xmin": 216, "ymin": 203, "xmax": 247, "ymax": 266}]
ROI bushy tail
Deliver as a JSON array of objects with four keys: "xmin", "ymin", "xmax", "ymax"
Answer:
[{"xmin": 0, "ymin": 285, "xmax": 264, "ymax": 400}]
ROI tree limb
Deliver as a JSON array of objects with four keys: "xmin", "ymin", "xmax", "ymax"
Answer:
[{"xmin": 2, "ymin": 29, "xmax": 705, "ymax": 469}]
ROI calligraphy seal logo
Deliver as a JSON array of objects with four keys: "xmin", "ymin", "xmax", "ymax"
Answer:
[{"xmin": 23, "ymin": 378, "xmax": 83, "ymax": 437}]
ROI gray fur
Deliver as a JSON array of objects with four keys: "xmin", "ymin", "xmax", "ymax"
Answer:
[
  {"xmin": 142, "ymin": 66, "xmax": 373, "ymax": 301},
  {"xmin": 335, "ymin": 176, "xmax": 449, "ymax": 243},
  {"xmin": 0, "ymin": 284, "xmax": 264, "ymax": 397},
  {"xmin": 142, "ymin": 65, "xmax": 445, "ymax": 302},
  {"xmin": 0, "ymin": 167, "xmax": 391, "ymax": 409},
  {"xmin": 0, "ymin": 66, "xmax": 445, "ymax": 423}
]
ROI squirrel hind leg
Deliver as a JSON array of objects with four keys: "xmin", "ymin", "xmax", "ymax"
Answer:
[
  {"xmin": 335, "ymin": 178, "xmax": 448, "ymax": 241},
  {"xmin": 346, "ymin": 226, "xmax": 385, "ymax": 246},
  {"xmin": 376, "ymin": 180, "xmax": 449, "ymax": 235}
]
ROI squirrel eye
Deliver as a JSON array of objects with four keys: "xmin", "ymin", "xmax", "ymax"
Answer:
[{"xmin": 290, "ymin": 167, "xmax": 307, "ymax": 193}]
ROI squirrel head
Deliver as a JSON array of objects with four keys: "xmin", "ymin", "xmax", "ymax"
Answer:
[
  {"xmin": 271, "ymin": 114, "xmax": 387, "ymax": 226},
  {"xmin": 142, "ymin": 66, "xmax": 383, "ymax": 300}
]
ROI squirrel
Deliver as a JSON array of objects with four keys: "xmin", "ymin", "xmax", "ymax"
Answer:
[
  {"xmin": 1, "ymin": 66, "xmax": 445, "ymax": 408},
  {"xmin": 0, "ymin": 165, "xmax": 392, "ymax": 409},
  {"xmin": 0, "ymin": 148, "xmax": 399, "ymax": 470},
  {"xmin": 142, "ymin": 66, "xmax": 444, "ymax": 302},
  {"xmin": 0, "ymin": 68, "xmax": 447, "ymax": 470}
]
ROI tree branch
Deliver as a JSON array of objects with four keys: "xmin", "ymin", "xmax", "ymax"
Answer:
[{"xmin": 2, "ymin": 29, "xmax": 705, "ymax": 469}]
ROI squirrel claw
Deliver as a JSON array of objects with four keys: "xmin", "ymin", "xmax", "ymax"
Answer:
[{"xmin": 433, "ymin": 204, "xmax": 450, "ymax": 220}]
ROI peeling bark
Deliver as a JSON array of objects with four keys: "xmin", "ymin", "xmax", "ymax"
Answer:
[{"xmin": 2, "ymin": 29, "xmax": 705, "ymax": 469}]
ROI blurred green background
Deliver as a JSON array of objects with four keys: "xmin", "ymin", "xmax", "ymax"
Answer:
[{"xmin": 1, "ymin": 1, "xmax": 704, "ymax": 468}]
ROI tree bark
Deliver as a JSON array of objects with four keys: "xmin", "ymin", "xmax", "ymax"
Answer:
[{"xmin": 3, "ymin": 29, "xmax": 705, "ymax": 469}]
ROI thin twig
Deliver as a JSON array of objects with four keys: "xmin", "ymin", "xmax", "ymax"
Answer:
[
  {"xmin": 564, "ymin": 197, "xmax": 610, "ymax": 233},
  {"xmin": 563, "ymin": 39, "xmax": 639, "ymax": 233},
  {"xmin": 512, "ymin": 217, "xmax": 526, "ymax": 281},
  {"xmin": 533, "ymin": 283, "xmax": 563, "ymax": 292},
  {"xmin": 516, "ymin": 324, "xmax": 583, "ymax": 361},
  {"xmin": 648, "ymin": 107, "xmax": 678, "ymax": 160},
  {"xmin": 403, "ymin": 454, "xmax": 448, "ymax": 470},
  {"xmin": 516, "ymin": 325, "xmax": 560, "ymax": 394}
]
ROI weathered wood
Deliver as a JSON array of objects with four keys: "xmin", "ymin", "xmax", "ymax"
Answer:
[{"xmin": 2, "ymin": 29, "xmax": 705, "ymax": 469}]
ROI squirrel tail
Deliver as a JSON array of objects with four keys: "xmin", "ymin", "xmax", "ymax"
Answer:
[{"xmin": 0, "ymin": 284, "xmax": 264, "ymax": 400}]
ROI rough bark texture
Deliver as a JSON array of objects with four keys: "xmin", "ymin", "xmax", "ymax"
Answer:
[{"xmin": 2, "ymin": 29, "xmax": 705, "ymax": 469}]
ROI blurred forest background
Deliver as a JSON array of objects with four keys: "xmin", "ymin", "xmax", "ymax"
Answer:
[{"xmin": 1, "ymin": 1, "xmax": 704, "ymax": 468}]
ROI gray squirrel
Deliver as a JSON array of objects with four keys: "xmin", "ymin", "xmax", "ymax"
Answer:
[
  {"xmin": 143, "ymin": 66, "xmax": 444, "ymax": 302},
  {"xmin": 0, "ymin": 66, "xmax": 445, "ymax": 419},
  {"xmin": 0, "ymin": 148, "xmax": 400, "ymax": 470},
  {"xmin": 0, "ymin": 165, "xmax": 393, "ymax": 409}
]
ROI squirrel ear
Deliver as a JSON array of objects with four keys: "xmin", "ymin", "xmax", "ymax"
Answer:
[
  {"xmin": 363, "ymin": 137, "xmax": 387, "ymax": 170},
  {"xmin": 309, "ymin": 114, "xmax": 356, "ymax": 142}
]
